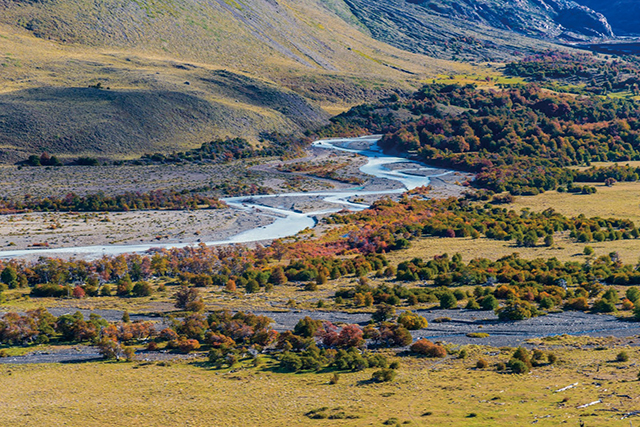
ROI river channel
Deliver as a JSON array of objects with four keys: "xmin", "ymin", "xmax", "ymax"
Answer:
[{"xmin": 0, "ymin": 136, "xmax": 451, "ymax": 259}]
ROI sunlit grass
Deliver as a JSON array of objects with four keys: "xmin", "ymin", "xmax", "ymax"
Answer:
[{"xmin": 0, "ymin": 344, "xmax": 638, "ymax": 426}]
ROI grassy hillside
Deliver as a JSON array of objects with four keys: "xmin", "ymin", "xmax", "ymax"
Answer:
[{"xmin": 0, "ymin": 0, "xmax": 469, "ymax": 161}]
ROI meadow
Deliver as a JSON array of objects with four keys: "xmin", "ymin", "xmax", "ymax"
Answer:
[{"xmin": 0, "ymin": 342, "xmax": 637, "ymax": 426}]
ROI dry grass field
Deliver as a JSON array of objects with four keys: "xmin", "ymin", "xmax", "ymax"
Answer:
[
  {"xmin": 0, "ymin": 343, "xmax": 638, "ymax": 426},
  {"xmin": 507, "ymin": 182, "xmax": 640, "ymax": 225},
  {"xmin": 384, "ymin": 180, "xmax": 640, "ymax": 265},
  {"xmin": 386, "ymin": 233, "xmax": 640, "ymax": 266}
]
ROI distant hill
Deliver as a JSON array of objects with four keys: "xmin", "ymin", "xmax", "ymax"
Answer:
[{"xmin": 577, "ymin": 0, "xmax": 640, "ymax": 36}]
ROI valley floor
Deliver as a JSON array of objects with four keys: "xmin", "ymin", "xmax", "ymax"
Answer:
[
  {"xmin": 0, "ymin": 143, "xmax": 468, "ymax": 259},
  {"xmin": 0, "ymin": 342, "xmax": 638, "ymax": 426}
]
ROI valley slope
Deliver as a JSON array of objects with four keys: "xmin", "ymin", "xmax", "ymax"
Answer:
[
  {"xmin": 1, "ymin": 0, "xmax": 639, "ymax": 161},
  {"xmin": 0, "ymin": 0, "xmax": 462, "ymax": 161}
]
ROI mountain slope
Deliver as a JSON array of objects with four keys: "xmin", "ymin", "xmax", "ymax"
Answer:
[
  {"xmin": 342, "ymin": 0, "xmax": 613, "ymax": 61},
  {"xmin": 577, "ymin": 0, "xmax": 640, "ymax": 36},
  {"xmin": 0, "ymin": 0, "xmax": 464, "ymax": 161}
]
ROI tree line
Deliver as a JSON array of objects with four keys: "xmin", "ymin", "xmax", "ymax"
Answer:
[{"xmin": 0, "ymin": 190, "xmax": 226, "ymax": 214}]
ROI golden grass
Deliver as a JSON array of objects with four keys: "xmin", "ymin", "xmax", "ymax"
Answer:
[
  {"xmin": 387, "ymin": 180, "xmax": 640, "ymax": 264},
  {"xmin": 0, "ymin": 345, "xmax": 637, "ymax": 426},
  {"xmin": 506, "ymin": 182, "xmax": 640, "ymax": 225},
  {"xmin": 387, "ymin": 234, "xmax": 640, "ymax": 265},
  {"xmin": 570, "ymin": 161, "xmax": 640, "ymax": 170}
]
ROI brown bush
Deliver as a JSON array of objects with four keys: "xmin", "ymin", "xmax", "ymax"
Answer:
[
  {"xmin": 564, "ymin": 297, "xmax": 589, "ymax": 311},
  {"xmin": 177, "ymin": 338, "xmax": 201, "ymax": 353},
  {"xmin": 409, "ymin": 339, "xmax": 447, "ymax": 358}
]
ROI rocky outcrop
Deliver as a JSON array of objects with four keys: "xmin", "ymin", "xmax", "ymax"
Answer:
[
  {"xmin": 342, "ymin": 0, "xmax": 616, "ymax": 61},
  {"xmin": 405, "ymin": 0, "xmax": 613, "ymax": 40},
  {"xmin": 577, "ymin": 0, "xmax": 640, "ymax": 36}
]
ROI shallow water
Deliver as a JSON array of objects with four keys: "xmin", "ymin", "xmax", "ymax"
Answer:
[{"xmin": 0, "ymin": 136, "xmax": 449, "ymax": 259}]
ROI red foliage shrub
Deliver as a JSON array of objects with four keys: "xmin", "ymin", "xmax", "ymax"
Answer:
[{"xmin": 410, "ymin": 339, "xmax": 447, "ymax": 357}]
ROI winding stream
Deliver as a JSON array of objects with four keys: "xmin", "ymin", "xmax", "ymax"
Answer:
[{"xmin": 0, "ymin": 136, "xmax": 450, "ymax": 259}]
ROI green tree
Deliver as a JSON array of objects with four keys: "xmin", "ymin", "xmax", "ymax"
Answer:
[
  {"xmin": 372, "ymin": 304, "xmax": 396, "ymax": 323},
  {"xmin": 116, "ymin": 275, "xmax": 133, "ymax": 296},
  {"xmin": 439, "ymin": 292, "xmax": 458, "ymax": 309},
  {"xmin": 1, "ymin": 266, "xmax": 18, "ymax": 289},
  {"xmin": 544, "ymin": 234, "xmax": 554, "ymax": 247},
  {"xmin": 294, "ymin": 316, "xmax": 322, "ymax": 338},
  {"xmin": 626, "ymin": 287, "xmax": 640, "ymax": 303},
  {"xmin": 497, "ymin": 301, "xmax": 534, "ymax": 321},
  {"xmin": 245, "ymin": 279, "xmax": 260, "ymax": 293},
  {"xmin": 132, "ymin": 281, "xmax": 153, "ymax": 297},
  {"xmin": 480, "ymin": 295, "xmax": 498, "ymax": 310}
]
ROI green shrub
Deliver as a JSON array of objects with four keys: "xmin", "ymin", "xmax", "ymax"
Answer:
[
  {"xmin": 626, "ymin": 287, "xmax": 640, "ymax": 303},
  {"xmin": 372, "ymin": 368, "xmax": 396, "ymax": 382},
  {"xmin": 439, "ymin": 292, "xmax": 458, "ymax": 309},
  {"xmin": 480, "ymin": 295, "xmax": 498, "ymax": 310},
  {"xmin": 465, "ymin": 298, "xmax": 480, "ymax": 309},
  {"xmin": 476, "ymin": 359, "xmax": 489, "ymax": 369},
  {"xmin": 497, "ymin": 301, "xmax": 535, "ymax": 321},
  {"xmin": 512, "ymin": 347, "xmax": 532, "ymax": 367},
  {"xmin": 466, "ymin": 332, "xmax": 490, "ymax": 338},
  {"xmin": 592, "ymin": 298, "xmax": 616, "ymax": 313},
  {"xmin": 508, "ymin": 359, "xmax": 529, "ymax": 374}
]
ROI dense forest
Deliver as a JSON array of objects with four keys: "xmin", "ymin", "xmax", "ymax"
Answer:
[
  {"xmin": 324, "ymin": 80, "xmax": 640, "ymax": 195},
  {"xmin": 505, "ymin": 51, "xmax": 640, "ymax": 95}
]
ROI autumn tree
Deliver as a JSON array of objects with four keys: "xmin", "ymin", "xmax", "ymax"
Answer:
[
  {"xmin": 173, "ymin": 286, "xmax": 205, "ymax": 311},
  {"xmin": 397, "ymin": 311, "xmax": 428, "ymax": 330}
]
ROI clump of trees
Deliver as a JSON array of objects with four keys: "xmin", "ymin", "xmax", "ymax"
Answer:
[
  {"xmin": 24, "ymin": 153, "xmax": 62, "ymax": 167},
  {"xmin": 139, "ymin": 133, "xmax": 307, "ymax": 164},
  {"xmin": 0, "ymin": 190, "xmax": 226, "ymax": 214},
  {"xmin": 320, "ymin": 81, "xmax": 640, "ymax": 196}
]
